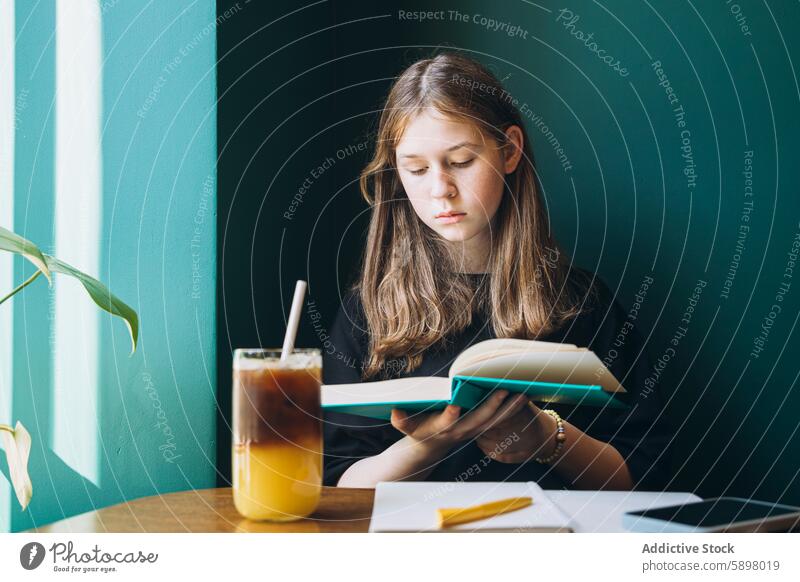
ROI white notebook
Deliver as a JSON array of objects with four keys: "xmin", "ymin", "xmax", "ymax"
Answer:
[{"xmin": 369, "ymin": 481, "xmax": 573, "ymax": 533}]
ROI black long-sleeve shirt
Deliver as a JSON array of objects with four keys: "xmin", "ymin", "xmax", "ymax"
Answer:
[{"xmin": 322, "ymin": 269, "xmax": 671, "ymax": 491}]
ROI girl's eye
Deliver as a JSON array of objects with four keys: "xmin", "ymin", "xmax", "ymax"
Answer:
[
  {"xmin": 451, "ymin": 158, "xmax": 475, "ymax": 168},
  {"xmin": 408, "ymin": 167, "xmax": 427, "ymax": 175}
]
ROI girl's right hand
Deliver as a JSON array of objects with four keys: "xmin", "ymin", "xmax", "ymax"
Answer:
[{"xmin": 390, "ymin": 390, "xmax": 529, "ymax": 456}]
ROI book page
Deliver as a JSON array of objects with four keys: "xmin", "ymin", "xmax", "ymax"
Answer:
[
  {"xmin": 449, "ymin": 338, "xmax": 579, "ymax": 377},
  {"xmin": 321, "ymin": 376, "xmax": 451, "ymax": 406}
]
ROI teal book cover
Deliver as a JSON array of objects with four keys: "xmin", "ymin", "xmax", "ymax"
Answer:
[{"xmin": 322, "ymin": 375, "xmax": 628, "ymax": 420}]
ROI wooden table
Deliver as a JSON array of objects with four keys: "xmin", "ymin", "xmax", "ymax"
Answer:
[
  {"xmin": 32, "ymin": 487, "xmax": 375, "ymax": 533},
  {"xmin": 32, "ymin": 487, "xmax": 800, "ymax": 533}
]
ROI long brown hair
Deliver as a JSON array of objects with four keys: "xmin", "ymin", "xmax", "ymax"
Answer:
[{"xmin": 358, "ymin": 52, "xmax": 588, "ymax": 379}]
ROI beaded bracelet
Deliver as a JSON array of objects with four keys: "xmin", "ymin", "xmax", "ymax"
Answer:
[{"xmin": 529, "ymin": 404, "xmax": 566, "ymax": 464}]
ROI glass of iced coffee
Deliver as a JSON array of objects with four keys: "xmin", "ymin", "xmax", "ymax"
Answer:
[{"xmin": 232, "ymin": 348, "xmax": 322, "ymax": 521}]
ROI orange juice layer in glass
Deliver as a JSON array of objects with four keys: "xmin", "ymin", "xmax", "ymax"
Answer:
[{"xmin": 233, "ymin": 355, "xmax": 321, "ymax": 521}]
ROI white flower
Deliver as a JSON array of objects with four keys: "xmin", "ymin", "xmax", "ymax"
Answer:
[{"xmin": 0, "ymin": 421, "xmax": 33, "ymax": 510}]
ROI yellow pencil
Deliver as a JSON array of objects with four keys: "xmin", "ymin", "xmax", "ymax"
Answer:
[{"xmin": 436, "ymin": 496, "xmax": 533, "ymax": 529}]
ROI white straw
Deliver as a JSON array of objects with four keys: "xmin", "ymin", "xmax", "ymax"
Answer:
[{"xmin": 280, "ymin": 280, "xmax": 307, "ymax": 363}]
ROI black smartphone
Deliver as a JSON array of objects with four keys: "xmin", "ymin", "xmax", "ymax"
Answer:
[{"xmin": 623, "ymin": 497, "xmax": 800, "ymax": 532}]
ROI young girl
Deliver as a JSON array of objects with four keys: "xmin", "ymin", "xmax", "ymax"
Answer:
[{"xmin": 322, "ymin": 53, "xmax": 670, "ymax": 491}]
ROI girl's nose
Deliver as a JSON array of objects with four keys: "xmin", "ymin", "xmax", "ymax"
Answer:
[{"xmin": 430, "ymin": 167, "xmax": 456, "ymax": 199}]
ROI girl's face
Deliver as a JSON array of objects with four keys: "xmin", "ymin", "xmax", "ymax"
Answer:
[{"xmin": 395, "ymin": 109, "xmax": 523, "ymax": 248}]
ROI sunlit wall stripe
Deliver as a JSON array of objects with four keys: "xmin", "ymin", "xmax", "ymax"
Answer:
[
  {"xmin": 0, "ymin": 0, "xmax": 15, "ymax": 531},
  {"xmin": 51, "ymin": 0, "xmax": 101, "ymax": 485}
]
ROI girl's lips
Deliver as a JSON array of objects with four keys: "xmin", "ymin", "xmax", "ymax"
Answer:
[{"xmin": 434, "ymin": 212, "xmax": 466, "ymax": 224}]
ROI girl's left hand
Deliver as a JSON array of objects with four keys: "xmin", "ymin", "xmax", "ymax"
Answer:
[{"xmin": 474, "ymin": 398, "xmax": 556, "ymax": 463}]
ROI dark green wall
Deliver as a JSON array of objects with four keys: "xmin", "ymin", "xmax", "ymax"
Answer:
[{"xmin": 218, "ymin": 0, "xmax": 799, "ymax": 503}]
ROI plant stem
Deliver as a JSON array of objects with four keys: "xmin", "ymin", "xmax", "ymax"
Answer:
[{"xmin": 0, "ymin": 270, "xmax": 41, "ymax": 306}]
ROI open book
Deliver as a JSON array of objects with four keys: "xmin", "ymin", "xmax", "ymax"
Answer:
[{"xmin": 321, "ymin": 338, "xmax": 627, "ymax": 420}]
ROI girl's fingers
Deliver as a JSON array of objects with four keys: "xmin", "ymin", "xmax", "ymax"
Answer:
[
  {"xmin": 390, "ymin": 408, "xmax": 408, "ymax": 431},
  {"xmin": 445, "ymin": 404, "xmax": 461, "ymax": 417},
  {"xmin": 481, "ymin": 394, "xmax": 529, "ymax": 433},
  {"xmin": 437, "ymin": 405, "xmax": 461, "ymax": 431},
  {"xmin": 392, "ymin": 409, "xmax": 423, "ymax": 433},
  {"xmin": 456, "ymin": 390, "xmax": 509, "ymax": 433}
]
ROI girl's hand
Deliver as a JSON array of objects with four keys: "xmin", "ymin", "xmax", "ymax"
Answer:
[
  {"xmin": 390, "ymin": 390, "xmax": 529, "ymax": 455},
  {"xmin": 475, "ymin": 399, "xmax": 556, "ymax": 463}
]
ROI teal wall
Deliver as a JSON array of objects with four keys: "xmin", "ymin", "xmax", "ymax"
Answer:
[
  {"xmin": 2, "ymin": 0, "xmax": 217, "ymax": 531},
  {"xmin": 459, "ymin": 0, "xmax": 800, "ymax": 503}
]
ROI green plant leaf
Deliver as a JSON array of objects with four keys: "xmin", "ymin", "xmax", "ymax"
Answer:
[
  {"xmin": 0, "ymin": 226, "xmax": 52, "ymax": 283},
  {"xmin": 44, "ymin": 255, "xmax": 139, "ymax": 354},
  {"xmin": 0, "ymin": 271, "xmax": 42, "ymax": 307},
  {"xmin": 0, "ymin": 421, "xmax": 33, "ymax": 511}
]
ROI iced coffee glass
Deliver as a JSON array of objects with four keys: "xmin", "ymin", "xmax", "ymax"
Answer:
[{"xmin": 232, "ymin": 348, "xmax": 322, "ymax": 521}]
